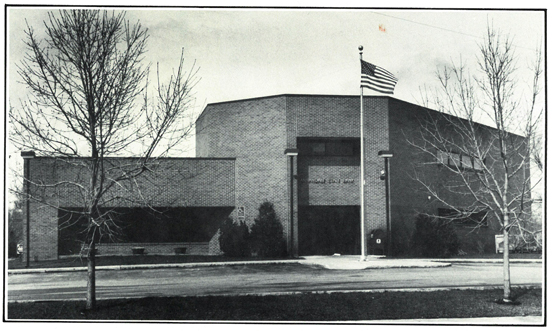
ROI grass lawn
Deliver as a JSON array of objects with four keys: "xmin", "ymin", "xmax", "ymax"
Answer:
[
  {"xmin": 8, "ymin": 288, "xmax": 541, "ymax": 321},
  {"xmin": 8, "ymin": 254, "xmax": 298, "ymax": 270}
]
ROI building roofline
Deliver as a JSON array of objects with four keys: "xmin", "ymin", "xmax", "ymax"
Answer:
[
  {"xmin": 387, "ymin": 97, "xmax": 527, "ymax": 139},
  {"xmin": 205, "ymin": 93, "xmax": 393, "ymax": 107},
  {"xmin": 196, "ymin": 94, "xmax": 392, "ymax": 123},
  {"xmin": 31, "ymin": 156, "xmax": 236, "ymax": 161},
  {"xmin": 197, "ymin": 93, "xmax": 526, "ymax": 139}
]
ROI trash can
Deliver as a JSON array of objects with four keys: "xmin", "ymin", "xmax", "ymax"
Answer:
[
  {"xmin": 495, "ymin": 235, "xmax": 504, "ymax": 253},
  {"xmin": 495, "ymin": 234, "xmax": 514, "ymax": 254},
  {"xmin": 369, "ymin": 229, "xmax": 386, "ymax": 255}
]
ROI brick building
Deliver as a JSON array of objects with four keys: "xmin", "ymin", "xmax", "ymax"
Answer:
[{"xmin": 22, "ymin": 94, "xmax": 519, "ymax": 261}]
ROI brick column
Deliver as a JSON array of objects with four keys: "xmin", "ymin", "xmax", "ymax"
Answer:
[
  {"xmin": 21, "ymin": 151, "xmax": 34, "ymax": 264},
  {"xmin": 362, "ymin": 98, "xmax": 390, "ymax": 255}
]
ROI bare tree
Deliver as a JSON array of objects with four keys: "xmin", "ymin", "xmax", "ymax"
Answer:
[
  {"xmin": 9, "ymin": 10, "xmax": 198, "ymax": 310},
  {"xmin": 410, "ymin": 25, "xmax": 542, "ymax": 302}
]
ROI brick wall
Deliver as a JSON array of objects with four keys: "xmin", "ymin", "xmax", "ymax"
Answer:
[
  {"xmin": 94, "ymin": 242, "xmax": 210, "ymax": 256},
  {"xmin": 286, "ymin": 95, "xmax": 389, "ymax": 255},
  {"xmin": 23, "ymin": 157, "xmax": 235, "ymax": 261},
  {"xmin": 200, "ymin": 94, "xmax": 531, "ymax": 256},
  {"xmin": 25, "ymin": 93, "xmax": 527, "ymax": 260},
  {"xmin": 197, "ymin": 96, "xmax": 289, "ymax": 251},
  {"xmin": 197, "ymin": 95, "xmax": 390, "ymax": 255},
  {"xmin": 388, "ymin": 98, "xmax": 501, "ymax": 254},
  {"xmin": 297, "ymin": 155, "xmax": 360, "ymax": 206},
  {"xmin": 289, "ymin": 95, "xmax": 360, "ymax": 138},
  {"xmin": 289, "ymin": 96, "xmax": 361, "ymax": 210},
  {"xmin": 362, "ymin": 97, "xmax": 391, "ymax": 254}
]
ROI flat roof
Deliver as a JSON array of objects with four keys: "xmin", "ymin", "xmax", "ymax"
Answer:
[
  {"xmin": 205, "ymin": 93, "xmax": 392, "ymax": 107},
  {"xmin": 198, "ymin": 93, "xmax": 526, "ymax": 138},
  {"xmin": 31, "ymin": 156, "xmax": 236, "ymax": 160}
]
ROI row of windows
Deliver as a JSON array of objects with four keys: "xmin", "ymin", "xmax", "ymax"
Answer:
[
  {"xmin": 437, "ymin": 150, "xmax": 484, "ymax": 171},
  {"xmin": 300, "ymin": 140, "xmax": 358, "ymax": 156},
  {"xmin": 438, "ymin": 208, "xmax": 488, "ymax": 227}
]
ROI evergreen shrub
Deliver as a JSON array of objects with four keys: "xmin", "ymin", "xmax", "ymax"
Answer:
[
  {"xmin": 411, "ymin": 214, "xmax": 460, "ymax": 257},
  {"xmin": 250, "ymin": 202, "xmax": 287, "ymax": 257},
  {"xmin": 219, "ymin": 217, "xmax": 251, "ymax": 257}
]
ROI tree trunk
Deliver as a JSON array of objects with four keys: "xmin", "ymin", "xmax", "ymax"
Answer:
[
  {"xmin": 86, "ymin": 241, "xmax": 96, "ymax": 310},
  {"xmin": 502, "ymin": 214, "xmax": 511, "ymax": 301}
]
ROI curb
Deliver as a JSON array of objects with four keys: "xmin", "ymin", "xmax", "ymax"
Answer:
[
  {"xmin": 8, "ymin": 260, "xmax": 299, "ymax": 274},
  {"xmin": 8, "ymin": 284, "xmax": 542, "ymax": 304},
  {"xmin": 431, "ymin": 259, "xmax": 542, "ymax": 264},
  {"xmin": 8, "ymin": 258, "xmax": 542, "ymax": 275},
  {"xmin": 365, "ymin": 315, "xmax": 543, "ymax": 325},
  {"xmin": 302, "ymin": 262, "xmax": 452, "ymax": 270}
]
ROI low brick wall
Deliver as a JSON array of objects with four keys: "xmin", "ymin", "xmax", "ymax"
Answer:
[{"xmin": 95, "ymin": 242, "xmax": 211, "ymax": 255}]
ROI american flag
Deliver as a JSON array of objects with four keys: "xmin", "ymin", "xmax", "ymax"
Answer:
[{"xmin": 360, "ymin": 60, "xmax": 398, "ymax": 94}]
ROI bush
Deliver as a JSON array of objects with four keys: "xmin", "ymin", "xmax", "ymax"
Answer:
[
  {"xmin": 8, "ymin": 209, "xmax": 23, "ymax": 258},
  {"xmin": 411, "ymin": 214, "xmax": 460, "ymax": 257},
  {"xmin": 219, "ymin": 217, "xmax": 251, "ymax": 257},
  {"xmin": 250, "ymin": 202, "xmax": 287, "ymax": 257},
  {"xmin": 390, "ymin": 221, "xmax": 412, "ymax": 257}
]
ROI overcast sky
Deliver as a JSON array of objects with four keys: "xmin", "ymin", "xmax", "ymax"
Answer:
[{"xmin": 6, "ymin": 6, "xmax": 546, "ymax": 158}]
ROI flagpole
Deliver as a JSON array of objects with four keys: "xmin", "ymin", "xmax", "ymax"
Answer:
[{"xmin": 359, "ymin": 45, "xmax": 366, "ymax": 261}]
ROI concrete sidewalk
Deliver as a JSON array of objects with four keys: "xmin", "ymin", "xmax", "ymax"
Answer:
[
  {"xmin": 300, "ymin": 255, "xmax": 451, "ymax": 269},
  {"xmin": 301, "ymin": 255, "xmax": 542, "ymax": 269},
  {"xmin": 7, "ymin": 255, "xmax": 541, "ymax": 274}
]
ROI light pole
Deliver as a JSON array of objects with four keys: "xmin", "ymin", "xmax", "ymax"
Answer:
[
  {"xmin": 285, "ymin": 148, "xmax": 299, "ymax": 257},
  {"xmin": 378, "ymin": 150, "xmax": 393, "ymax": 256},
  {"xmin": 21, "ymin": 150, "xmax": 35, "ymax": 267}
]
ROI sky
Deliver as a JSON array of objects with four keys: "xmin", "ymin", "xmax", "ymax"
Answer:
[{"xmin": 4, "ymin": 5, "xmax": 546, "ymax": 161}]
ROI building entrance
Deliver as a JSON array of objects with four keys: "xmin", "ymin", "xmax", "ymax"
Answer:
[{"xmin": 298, "ymin": 206, "xmax": 360, "ymax": 256}]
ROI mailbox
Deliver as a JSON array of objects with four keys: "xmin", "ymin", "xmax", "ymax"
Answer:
[{"xmin": 369, "ymin": 229, "xmax": 386, "ymax": 255}]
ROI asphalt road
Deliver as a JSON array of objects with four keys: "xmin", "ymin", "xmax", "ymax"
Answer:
[{"xmin": 8, "ymin": 262, "xmax": 542, "ymax": 302}]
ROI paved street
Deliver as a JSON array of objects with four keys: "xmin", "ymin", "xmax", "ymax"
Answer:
[{"xmin": 8, "ymin": 262, "xmax": 542, "ymax": 302}]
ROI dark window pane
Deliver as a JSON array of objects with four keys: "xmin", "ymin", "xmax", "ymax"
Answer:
[
  {"xmin": 311, "ymin": 142, "xmax": 326, "ymax": 155},
  {"xmin": 326, "ymin": 141, "xmax": 354, "ymax": 156},
  {"xmin": 438, "ymin": 208, "xmax": 488, "ymax": 227}
]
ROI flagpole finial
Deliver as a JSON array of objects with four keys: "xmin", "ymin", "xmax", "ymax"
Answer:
[{"xmin": 358, "ymin": 45, "xmax": 363, "ymax": 52}]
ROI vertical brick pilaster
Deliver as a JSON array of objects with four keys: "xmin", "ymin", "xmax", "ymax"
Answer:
[
  {"xmin": 363, "ymin": 97, "xmax": 390, "ymax": 254},
  {"xmin": 21, "ymin": 157, "xmax": 30, "ymax": 264},
  {"xmin": 285, "ymin": 154, "xmax": 299, "ymax": 256}
]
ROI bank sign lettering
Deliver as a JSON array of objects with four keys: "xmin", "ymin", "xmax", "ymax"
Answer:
[{"xmin": 300, "ymin": 178, "xmax": 355, "ymax": 184}]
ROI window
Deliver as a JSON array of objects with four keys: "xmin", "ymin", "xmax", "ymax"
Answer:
[
  {"xmin": 461, "ymin": 154, "xmax": 473, "ymax": 169},
  {"xmin": 437, "ymin": 150, "xmax": 484, "ymax": 171},
  {"xmin": 326, "ymin": 142, "xmax": 354, "ymax": 156},
  {"xmin": 438, "ymin": 208, "xmax": 488, "ymax": 227},
  {"xmin": 449, "ymin": 153, "xmax": 461, "ymax": 167},
  {"xmin": 473, "ymin": 157, "xmax": 484, "ymax": 170},
  {"xmin": 437, "ymin": 150, "xmax": 448, "ymax": 165},
  {"xmin": 311, "ymin": 143, "xmax": 325, "ymax": 155},
  {"xmin": 300, "ymin": 139, "xmax": 358, "ymax": 157}
]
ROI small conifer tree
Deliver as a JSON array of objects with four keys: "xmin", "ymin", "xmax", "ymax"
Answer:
[
  {"xmin": 250, "ymin": 202, "xmax": 287, "ymax": 257},
  {"xmin": 219, "ymin": 217, "xmax": 251, "ymax": 257}
]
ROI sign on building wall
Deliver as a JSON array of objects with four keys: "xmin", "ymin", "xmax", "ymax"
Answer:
[
  {"xmin": 300, "ymin": 178, "xmax": 355, "ymax": 184},
  {"xmin": 237, "ymin": 206, "xmax": 245, "ymax": 220}
]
